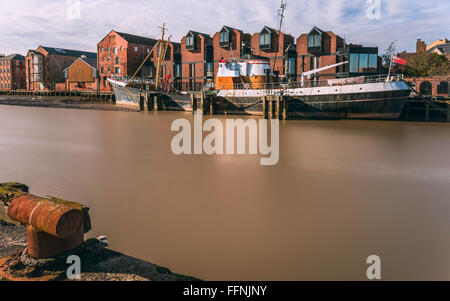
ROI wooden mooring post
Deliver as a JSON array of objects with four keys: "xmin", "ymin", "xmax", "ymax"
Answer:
[
  {"xmin": 138, "ymin": 93, "xmax": 145, "ymax": 111},
  {"xmin": 153, "ymin": 95, "xmax": 159, "ymax": 111},
  {"xmin": 262, "ymin": 96, "xmax": 269, "ymax": 119},
  {"xmin": 190, "ymin": 94, "xmax": 197, "ymax": 113}
]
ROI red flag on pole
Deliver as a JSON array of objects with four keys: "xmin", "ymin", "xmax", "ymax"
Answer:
[{"xmin": 392, "ymin": 56, "xmax": 407, "ymax": 65}]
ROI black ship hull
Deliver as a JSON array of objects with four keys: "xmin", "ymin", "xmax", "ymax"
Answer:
[{"xmin": 215, "ymin": 90, "xmax": 410, "ymax": 120}]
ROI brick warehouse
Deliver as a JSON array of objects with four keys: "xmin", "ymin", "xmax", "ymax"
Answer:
[
  {"xmin": 212, "ymin": 26, "xmax": 252, "ymax": 75},
  {"xmin": 63, "ymin": 56, "xmax": 98, "ymax": 91},
  {"xmin": 0, "ymin": 54, "xmax": 26, "ymax": 90},
  {"xmin": 97, "ymin": 30, "xmax": 158, "ymax": 91},
  {"xmin": 180, "ymin": 30, "xmax": 214, "ymax": 91},
  {"xmin": 25, "ymin": 46, "xmax": 96, "ymax": 91},
  {"xmin": 296, "ymin": 26, "xmax": 380, "ymax": 81},
  {"xmin": 251, "ymin": 26, "xmax": 296, "ymax": 80}
]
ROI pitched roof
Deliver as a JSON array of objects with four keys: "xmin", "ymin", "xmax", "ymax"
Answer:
[
  {"xmin": 309, "ymin": 26, "xmax": 324, "ymax": 35},
  {"xmin": 261, "ymin": 26, "xmax": 276, "ymax": 33},
  {"xmin": 115, "ymin": 31, "xmax": 158, "ymax": 46},
  {"xmin": 0, "ymin": 54, "xmax": 25, "ymax": 61},
  {"xmin": 428, "ymin": 43, "xmax": 450, "ymax": 54},
  {"xmin": 187, "ymin": 30, "xmax": 211, "ymax": 40},
  {"xmin": 221, "ymin": 26, "xmax": 243, "ymax": 34},
  {"xmin": 39, "ymin": 46, "xmax": 97, "ymax": 59},
  {"xmin": 64, "ymin": 57, "xmax": 97, "ymax": 72}
]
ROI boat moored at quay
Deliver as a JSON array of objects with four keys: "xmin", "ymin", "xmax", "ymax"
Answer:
[
  {"xmin": 213, "ymin": 55, "xmax": 411, "ymax": 120},
  {"xmin": 109, "ymin": 53, "xmax": 412, "ymax": 120}
]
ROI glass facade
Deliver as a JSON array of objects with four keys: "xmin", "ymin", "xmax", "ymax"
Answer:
[{"xmin": 350, "ymin": 53, "xmax": 378, "ymax": 73}]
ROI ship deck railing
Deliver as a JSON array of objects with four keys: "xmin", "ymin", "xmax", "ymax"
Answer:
[
  {"xmin": 223, "ymin": 74, "xmax": 405, "ymax": 91},
  {"xmin": 110, "ymin": 75, "xmax": 155, "ymax": 86}
]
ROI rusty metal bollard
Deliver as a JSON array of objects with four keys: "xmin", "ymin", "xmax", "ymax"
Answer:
[{"xmin": 1, "ymin": 183, "xmax": 91, "ymax": 259}]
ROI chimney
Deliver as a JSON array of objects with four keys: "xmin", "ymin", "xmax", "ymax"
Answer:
[{"xmin": 416, "ymin": 39, "xmax": 426, "ymax": 53}]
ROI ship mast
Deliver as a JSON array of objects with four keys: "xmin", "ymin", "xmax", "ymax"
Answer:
[
  {"xmin": 129, "ymin": 23, "xmax": 170, "ymax": 89},
  {"xmin": 271, "ymin": 0, "xmax": 287, "ymax": 77},
  {"xmin": 155, "ymin": 23, "xmax": 171, "ymax": 90}
]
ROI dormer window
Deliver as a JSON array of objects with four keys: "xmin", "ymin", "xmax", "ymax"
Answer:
[
  {"xmin": 307, "ymin": 27, "xmax": 323, "ymax": 53},
  {"xmin": 220, "ymin": 31, "xmax": 230, "ymax": 48},
  {"xmin": 308, "ymin": 34, "xmax": 321, "ymax": 48},
  {"xmin": 186, "ymin": 32, "xmax": 195, "ymax": 50},
  {"xmin": 219, "ymin": 27, "xmax": 231, "ymax": 48},
  {"xmin": 259, "ymin": 27, "xmax": 273, "ymax": 50}
]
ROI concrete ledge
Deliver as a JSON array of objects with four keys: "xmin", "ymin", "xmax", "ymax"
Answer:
[{"xmin": 0, "ymin": 222, "xmax": 200, "ymax": 281}]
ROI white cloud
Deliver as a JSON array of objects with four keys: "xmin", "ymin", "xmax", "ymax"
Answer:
[{"xmin": 0, "ymin": 0, "xmax": 448, "ymax": 56}]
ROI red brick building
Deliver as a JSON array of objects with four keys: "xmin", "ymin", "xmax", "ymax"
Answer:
[
  {"xmin": 251, "ymin": 26, "xmax": 296, "ymax": 79},
  {"xmin": 97, "ymin": 30, "xmax": 158, "ymax": 91},
  {"xmin": 25, "ymin": 46, "xmax": 96, "ymax": 91},
  {"xmin": 212, "ymin": 26, "xmax": 252, "ymax": 74},
  {"xmin": 180, "ymin": 30, "xmax": 214, "ymax": 91},
  {"xmin": 64, "ymin": 57, "xmax": 98, "ymax": 91},
  {"xmin": 297, "ymin": 27, "xmax": 379, "ymax": 81},
  {"xmin": 0, "ymin": 54, "xmax": 26, "ymax": 90},
  {"xmin": 297, "ymin": 27, "xmax": 345, "ymax": 80}
]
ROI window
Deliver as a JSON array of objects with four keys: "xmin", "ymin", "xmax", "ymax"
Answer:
[
  {"xmin": 107, "ymin": 47, "xmax": 110, "ymax": 51},
  {"xmin": 308, "ymin": 35, "xmax": 321, "ymax": 48},
  {"xmin": 134, "ymin": 46, "xmax": 138, "ymax": 52},
  {"xmin": 350, "ymin": 53, "xmax": 378, "ymax": 73},
  {"xmin": 313, "ymin": 56, "xmax": 319, "ymax": 69},
  {"xmin": 115, "ymin": 67, "xmax": 121, "ymax": 74},
  {"xmin": 107, "ymin": 57, "xmax": 111, "ymax": 62},
  {"xmin": 101, "ymin": 67, "xmax": 104, "ymax": 73},
  {"xmin": 135, "ymin": 56, "xmax": 138, "ymax": 61},
  {"xmin": 349, "ymin": 53, "xmax": 359, "ymax": 73},
  {"xmin": 147, "ymin": 48, "xmax": 150, "ymax": 53},
  {"xmin": 120, "ymin": 46, "xmax": 123, "ymax": 51},
  {"xmin": 206, "ymin": 62, "xmax": 213, "ymax": 77},
  {"xmin": 368, "ymin": 54, "xmax": 378, "ymax": 72},
  {"xmin": 100, "ymin": 47, "xmax": 103, "ymax": 52},
  {"xmin": 437, "ymin": 81, "xmax": 448, "ymax": 94},
  {"xmin": 113, "ymin": 47, "xmax": 117, "ymax": 54},
  {"xmin": 174, "ymin": 64, "xmax": 181, "ymax": 78},
  {"xmin": 186, "ymin": 34, "xmax": 195, "ymax": 50},
  {"xmin": 285, "ymin": 57, "xmax": 296, "ymax": 75},
  {"xmin": 116, "ymin": 57, "xmax": 120, "ymax": 64},
  {"xmin": 219, "ymin": 31, "xmax": 230, "ymax": 48},
  {"xmin": 358, "ymin": 53, "xmax": 368, "ymax": 72},
  {"xmin": 259, "ymin": 33, "xmax": 271, "ymax": 50}
]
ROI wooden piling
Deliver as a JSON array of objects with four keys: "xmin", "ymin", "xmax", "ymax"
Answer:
[
  {"xmin": 190, "ymin": 94, "xmax": 197, "ymax": 113},
  {"xmin": 276, "ymin": 96, "xmax": 281, "ymax": 119},
  {"xmin": 139, "ymin": 93, "xmax": 145, "ymax": 111},
  {"xmin": 209, "ymin": 95, "xmax": 215, "ymax": 115},
  {"xmin": 153, "ymin": 95, "xmax": 159, "ymax": 111},
  {"xmin": 145, "ymin": 94, "xmax": 151, "ymax": 111},
  {"xmin": 262, "ymin": 96, "xmax": 268, "ymax": 119},
  {"xmin": 282, "ymin": 97, "xmax": 288, "ymax": 120}
]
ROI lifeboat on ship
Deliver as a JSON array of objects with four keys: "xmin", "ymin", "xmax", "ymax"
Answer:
[{"xmin": 215, "ymin": 54, "xmax": 272, "ymax": 90}]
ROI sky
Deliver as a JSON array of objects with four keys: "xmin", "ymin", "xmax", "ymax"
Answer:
[{"xmin": 0, "ymin": 0, "xmax": 449, "ymax": 56}]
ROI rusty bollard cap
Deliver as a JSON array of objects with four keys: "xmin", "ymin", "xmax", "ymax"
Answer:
[{"xmin": 7, "ymin": 195, "xmax": 82, "ymax": 238}]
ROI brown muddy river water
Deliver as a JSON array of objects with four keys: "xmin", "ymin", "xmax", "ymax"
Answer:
[{"xmin": 0, "ymin": 105, "xmax": 449, "ymax": 280}]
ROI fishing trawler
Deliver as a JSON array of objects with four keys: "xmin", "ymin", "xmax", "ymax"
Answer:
[
  {"xmin": 108, "ymin": 24, "xmax": 191, "ymax": 110},
  {"xmin": 213, "ymin": 55, "xmax": 412, "ymax": 119}
]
